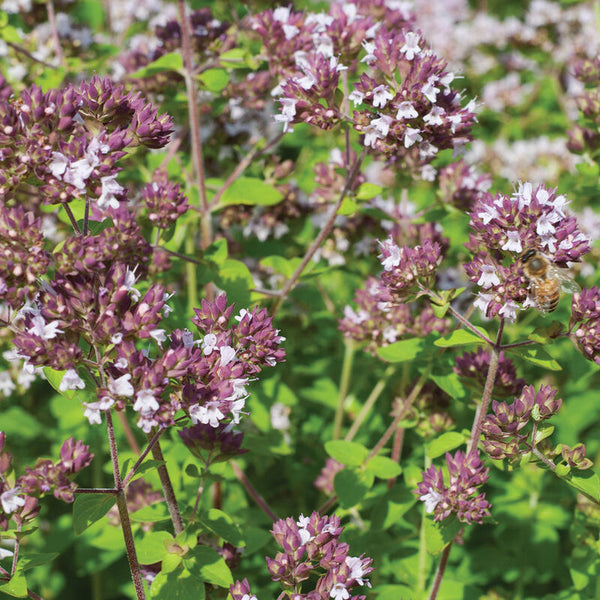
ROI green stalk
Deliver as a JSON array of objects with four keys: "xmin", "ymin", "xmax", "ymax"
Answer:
[{"xmin": 333, "ymin": 339, "xmax": 356, "ymax": 440}]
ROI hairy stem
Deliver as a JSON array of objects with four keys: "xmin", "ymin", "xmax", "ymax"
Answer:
[
  {"xmin": 333, "ymin": 339, "xmax": 356, "ymax": 440},
  {"xmin": 231, "ymin": 460, "xmax": 278, "ymax": 522},
  {"xmin": 148, "ymin": 436, "xmax": 184, "ymax": 535},
  {"xmin": 270, "ymin": 148, "xmax": 366, "ymax": 315},
  {"xmin": 106, "ymin": 411, "xmax": 145, "ymax": 599},
  {"xmin": 428, "ymin": 543, "xmax": 452, "ymax": 600},
  {"xmin": 45, "ymin": 0, "xmax": 65, "ymax": 68},
  {"xmin": 467, "ymin": 319, "xmax": 504, "ymax": 454},
  {"xmin": 123, "ymin": 428, "xmax": 165, "ymax": 488}
]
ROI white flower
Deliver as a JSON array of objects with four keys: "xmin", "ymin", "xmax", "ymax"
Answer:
[
  {"xmin": 274, "ymin": 98, "xmax": 298, "ymax": 132},
  {"xmin": 83, "ymin": 402, "xmax": 102, "ymax": 424},
  {"xmin": 48, "ymin": 152, "xmax": 68, "ymax": 178},
  {"xmin": 396, "ymin": 101, "xmax": 418, "ymax": 120},
  {"xmin": 536, "ymin": 212, "xmax": 560, "ymax": 236},
  {"xmin": 360, "ymin": 40, "xmax": 376, "ymax": 63},
  {"xmin": 28, "ymin": 315, "xmax": 63, "ymax": 340},
  {"xmin": 282, "ymin": 24, "xmax": 299, "ymax": 40},
  {"xmin": 137, "ymin": 414, "xmax": 158, "ymax": 433},
  {"xmin": 330, "ymin": 583, "xmax": 350, "ymax": 600},
  {"xmin": 270, "ymin": 402, "xmax": 290, "ymax": 430},
  {"xmin": 108, "ymin": 374, "xmax": 134, "ymax": 397},
  {"xmin": 477, "ymin": 204, "xmax": 499, "ymax": 225},
  {"xmin": 419, "ymin": 488, "xmax": 443, "ymax": 513},
  {"xmin": 499, "ymin": 299, "xmax": 519, "ymax": 322},
  {"xmin": 0, "ymin": 547, "xmax": 13, "ymax": 560},
  {"xmin": 189, "ymin": 401, "xmax": 225, "ymax": 428},
  {"xmin": 219, "ymin": 345, "xmax": 236, "ymax": 366},
  {"xmin": 501, "ymin": 230, "xmax": 522, "ymax": 253},
  {"xmin": 423, "ymin": 105, "xmax": 446, "ymax": 126},
  {"xmin": 346, "ymin": 556, "xmax": 371, "ymax": 587},
  {"xmin": 133, "ymin": 389, "xmax": 159, "ymax": 413},
  {"xmin": 378, "ymin": 238, "xmax": 403, "ymax": 271},
  {"xmin": 121, "ymin": 266, "xmax": 141, "ymax": 302},
  {"xmin": 97, "ymin": 174, "xmax": 123, "ymax": 210},
  {"xmin": 348, "ymin": 90, "xmax": 365, "ymax": 107},
  {"xmin": 59, "ymin": 368, "xmax": 85, "ymax": 392},
  {"xmin": 235, "ymin": 309, "xmax": 251, "ymax": 322},
  {"xmin": 477, "ymin": 265, "xmax": 501, "ymax": 289},
  {"xmin": 371, "ymin": 84, "xmax": 394, "ymax": 109},
  {"xmin": 400, "ymin": 31, "xmax": 421, "ymax": 60},
  {"xmin": 202, "ymin": 333, "xmax": 218, "ymax": 355},
  {"xmin": 404, "ymin": 127, "xmax": 423, "ymax": 148},
  {"xmin": 474, "ymin": 292, "xmax": 493, "ymax": 315},
  {"xmin": 0, "ymin": 372, "xmax": 16, "ymax": 397},
  {"xmin": 0, "ymin": 488, "xmax": 25, "ymax": 514},
  {"xmin": 273, "ymin": 6, "xmax": 291, "ymax": 22},
  {"xmin": 150, "ymin": 329, "xmax": 167, "ymax": 347},
  {"xmin": 421, "ymin": 75, "xmax": 440, "ymax": 103}
]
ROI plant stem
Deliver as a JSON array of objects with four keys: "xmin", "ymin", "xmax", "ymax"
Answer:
[
  {"xmin": 147, "ymin": 436, "xmax": 184, "ymax": 535},
  {"xmin": 333, "ymin": 339, "xmax": 356, "ymax": 440},
  {"xmin": 467, "ymin": 319, "xmax": 504, "ymax": 454},
  {"xmin": 177, "ymin": 0, "xmax": 211, "ymax": 251},
  {"xmin": 231, "ymin": 460, "xmax": 278, "ymax": 521},
  {"xmin": 270, "ymin": 148, "xmax": 367, "ymax": 315},
  {"xmin": 117, "ymin": 411, "xmax": 141, "ymax": 455},
  {"xmin": 45, "ymin": 0, "xmax": 65, "ymax": 68},
  {"xmin": 428, "ymin": 543, "xmax": 451, "ymax": 600},
  {"xmin": 366, "ymin": 367, "xmax": 430, "ymax": 464},
  {"xmin": 388, "ymin": 427, "xmax": 405, "ymax": 489},
  {"xmin": 123, "ymin": 428, "xmax": 165, "ymax": 488},
  {"xmin": 445, "ymin": 304, "xmax": 494, "ymax": 345},
  {"xmin": 105, "ymin": 411, "xmax": 146, "ymax": 599},
  {"xmin": 345, "ymin": 365, "xmax": 395, "ymax": 442}
]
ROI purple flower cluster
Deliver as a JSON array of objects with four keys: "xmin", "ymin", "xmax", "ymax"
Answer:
[
  {"xmin": 339, "ymin": 276, "xmax": 450, "ymax": 355},
  {"xmin": 141, "ymin": 175, "xmax": 189, "ymax": 230},
  {"xmin": 231, "ymin": 512, "xmax": 373, "ymax": 600},
  {"xmin": 0, "ymin": 433, "xmax": 93, "ymax": 530},
  {"xmin": 438, "ymin": 159, "xmax": 492, "ymax": 210},
  {"xmin": 568, "ymin": 56, "xmax": 600, "ymax": 153},
  {"xmin": 570, "ymin": 287, "xmax": 600, "ymax": 365},
  {"xmin": 481, "ymin": 384, "xmax": 562, "ymax": 462},
  {"xmin": 18, "ymin": 437, "xmax": 94, "ymax": 503},
  {"xmin": 415, "ymin": 450, "xmax": 491, "ymax": 525},
  {"xmin": 465, "ymin": 182, "xmax": 590, "ymax": 320},
  {"xmin": 454, "ymin": 348, "xmax": 525, "ymax": 398},
  {"xmin": 378, "ymin": 237, "xmax": 443, "ymax": 301},
  {"xmin": 0, "ymin": 76, "xmax": 173, "ymax": 206}
]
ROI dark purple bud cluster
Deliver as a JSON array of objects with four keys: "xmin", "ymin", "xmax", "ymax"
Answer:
[
  {"xmin": 178, "ymin": 421, "xmax": 247, "ymax": 464},
  {"xmin": 568, "ymin": 55, "xmax": 600, "ymax": 153},
  {"xmin": 438, "ymin": 159, "xmax": 492, "ymax": 210},
  {"xmin": 339, "ymin": 277, "xmax": 450, "ymax": 355},
  {"xmin": 415, "ymin": 450, "xmax": 491, "ymax": 525},
  {"xmin": 410, "ymin": 383, "xmax": 454, "ymax": 439},
  {"xmin": 0, "ymin": 204, "xmax": 51, "ymax": 307},
  {"xmin": 0, "ymin": 76, "xmax": 173, "ymax": 203},
  {"xmin": 18, "ymin": 437, "xmax": 93, "ymax": 503},
  {"xmin": 454, "ymin": 348, "xmax": 525, "ymax": 398},
  {"xmin": 481, "ymin": 384, "xmax": 563, "ymax": 462},
  {"xmin": 557, "ymin": 443, "xmax": 593, "ymax": 470},
  {"xmin": 570, "ymin": 287, "xmax": 600, "ymax": 365},
  {"xmin": 141, "ymin": 175, "xmax": 189, "ymax": 230},
  {"xmin": 231, "ymin": 511, "xmax": 373, "ymax": 600},
  {"xmin": 377, "ymin": 237, "xmax": 443, "ymax": 301},
  {"xmin": 465, "ymin": 182, "xmax": 590, "ymax": 321}
]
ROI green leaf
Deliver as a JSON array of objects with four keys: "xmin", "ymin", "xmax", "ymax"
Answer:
[
  {"xmin": 151, "ymin": 566, "xmax": 205, "ymax": 600},
  {"xmin": 377, "ymin": 337, "xmax": 430, "ymax": 363},
  {"xmin": 434, "ymin": 329, "xmax": 486, "ymax": 348},
  {"xmin": 130, "ymin": 503, "xmax": 171, "ymax": 523},
  {"xmin": 507, "ymin": 345, "xmax": 562, "ymax": 371},
  {"xmin": 0, "ymin": 406, "xmax": 42, "ymax": 440},
  {"xmin": 185, "ymin": 546, "xmax": 233, "ymax": 587},
  {"xmin": 197, "ymin": 509, "xmax": 244, "ymax": 547},
  {"xmin": 219, "ymin": 177, "xmax": 284, "ymax": 207},
  {"xmin": 424, "ymin": 514, "xmax": 461, "ymax": 554},
  {"xmin": 430, "ymin": 372, "xmax": 465, "ymax": 399},
  {"xmin": 533, "ymin": 422, "xmax": 554, "ymax": 444},
  {"xmin": 338, "ymin": 197, "xmax": 358, "ymax": 216},
  {"xmin": 355, "ymin": 183, "xmax": 383, "ymax": 200},
  {"xmin": 129, "ymin": 51, "xmax": 184, "ymax": 79},
  {"xmin": 428, "ymin": 432, "xmax": 465, "ymax": 459},
  {"xmin": 334, "ymin": 467, "xmax": 374, "ymax": 508},
  {"xmin": 564, "ymin": 470, "xmax": 600, "ymax": 501},
  {"xmin": 431, "ymin": 302, "xmax": 449, "ymax": 318},
  {"xmin": 365, "ymin": 456, "xmax": 402, "ymax": 479},
  {"xmin": 0, "ymin": 568, "xmax": 27, "ymax": 597},
  {"xmin": 18, "ymin": 552, "xmax": 59, "ymax": 572},
  {"xmin": 136, "ymin": 531, "xmax": 173, "ymax": 564},
  {"xmin": 198, "ymin": 68, "xmax": 229, "ymax": 92},
  {"xmin": 76, "ymin": 217, "xmax": 114, "ymax": 235},
  {"xmin": 325, "ymin": 440, "xmax": 368, "ymax": 466},
  {"xmin": 73, "ymin": 494, "xmax": 116, "ymax": 535}
]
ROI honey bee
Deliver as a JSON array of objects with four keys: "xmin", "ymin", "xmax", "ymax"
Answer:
[{"xmin": 521, "ymin": 249, "xmax": 580, "ymax": 313}]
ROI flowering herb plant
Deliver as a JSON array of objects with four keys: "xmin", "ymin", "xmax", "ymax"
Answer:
[{"xmin": 1, "ymin": 0, "xmax": 600, "ymax": 599}]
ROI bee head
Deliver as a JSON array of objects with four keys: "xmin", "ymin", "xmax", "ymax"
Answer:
[{"xmin": 521, "ymin": 249, "xmax": 547, "ymax": 276}]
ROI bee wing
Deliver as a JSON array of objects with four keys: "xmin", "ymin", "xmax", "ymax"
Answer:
[{"xmin": 550, "ymin": 265, "xmax": 580, "ymax": 294}]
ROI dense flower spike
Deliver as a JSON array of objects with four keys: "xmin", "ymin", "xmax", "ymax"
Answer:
[
  {"xmin": 232, "ymin": 511, "xmax": 373, "ymax": 600},
  {"xmin": 570, "ymin": 287, "xmax": 600, "ymax": 365},
  {"xmin": 416, "ymin": 450, "xmax": 491, "ymax": 525},
  {"xmin": 454, "ymin": 348, "xmax": 525, "ymax": 397},
  {"xmin": 339, "ymin": 277, "xmax": 450, "ymax": 355},
  {"xmin": 465, "ymin": 182, "xmax": 590, "ymax": 320},
  {"xmin": 481, "ymin": 384, "xmax": 564, "ymax": 463}
]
